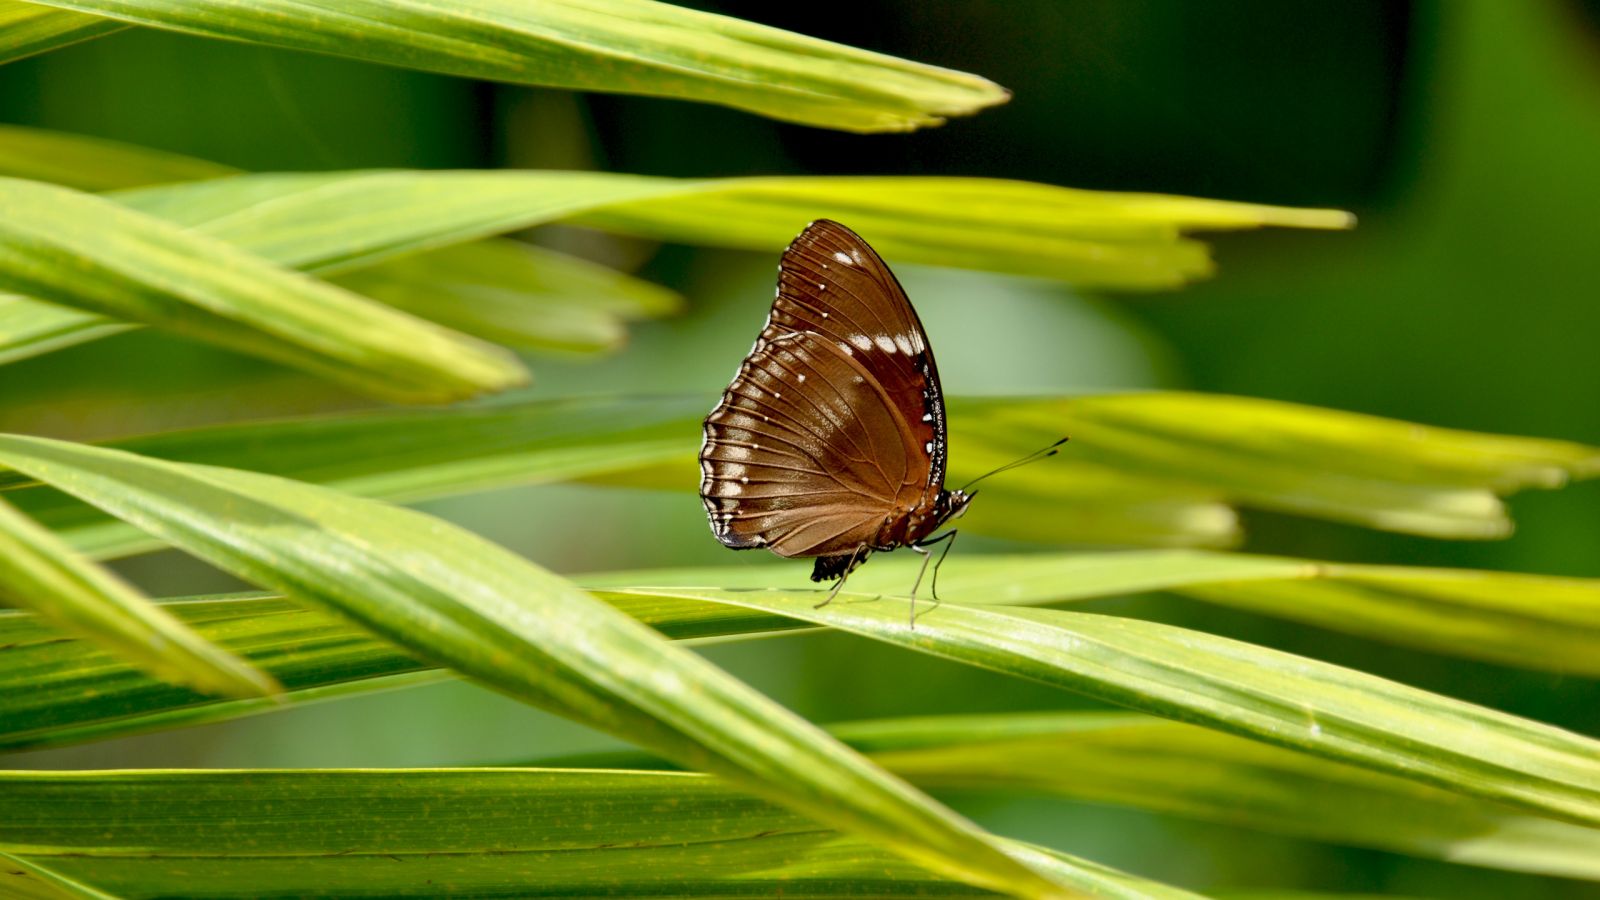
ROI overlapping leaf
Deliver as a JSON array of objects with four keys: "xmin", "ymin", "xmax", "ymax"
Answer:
[
  {"xmin": 0, "ymin": 163, "xmax": 1349, "ymax": 370},
  {"xmin": 9, "ymin": 0, "xmax": 1010, "ymax": 133},
  {"xmin": 5, "ymin": 394, "xmax": 1589, "ymax": 558},
  {"xmin": 0, "ymin": 495, "xmax": 274, "ymax": 700},
  {"xmin": 539, "ymin": 711, "xmax": 1600, "ymax": 881},
  {"xmin": 0, "ymin": 433, "xmax": 1080, "ymax": 900},
  {"xmin": 0, "ymin": 2, "xmax": 123, "ymax": 65},
  {"xmin": 0, "ymin": 177, "xmax": 528, "ymax": 402},
  {"xmin": 0, "ymin": 768, "xmax": 1196, "ymax": 900},
  {"xmin": 0, "ymin": 124, "xmax": 239, "ymax": 191}
]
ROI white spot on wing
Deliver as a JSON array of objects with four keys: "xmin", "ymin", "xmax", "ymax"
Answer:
[
  {"xmin": 922, "ymin": 413, "xmax": 933, "ymax": 422},
  {"xmin": 797, "ymin": 373, "xmax": 806, "ymax": 382},
  {"xmin": 894, "ymin": 335, "xmax": 915, "ymax": 355},
  {"xmin": 924, "ymin": 441, "xmax": 934, "ymax": 453},
  {"xmin": 833, "ymin": 251, "xmax": 853, "ymax": 265},
  {"xmin": 850, "ymin": 334, "xmax": 872, "ymax": 351},
  {"xmin": 875, "ymin": 335, "xmax": 897, "ymax": 353}
]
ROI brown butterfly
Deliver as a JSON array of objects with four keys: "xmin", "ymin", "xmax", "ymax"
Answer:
[{"xmin": 699, "ymin": 220, "xmax": 1052, "ymax": 622}]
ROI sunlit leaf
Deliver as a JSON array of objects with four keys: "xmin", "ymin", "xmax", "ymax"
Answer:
[
  {"xmin": 0, "ymin": 769, "xmax": 1196, "ymax": 900},
  {"xmin": 0, "ymin": 496, "xmax": 275, "ymax": 699},
  {"xmin": 0, "ymin": 177, "xmax": 528, "ymax": 402},
  {"xmin": 539, "ymin": 711, "xmax": 1600, "ymax": 882},
  {"xmin": 110, "ymin": 170, "xmax": 1351, "ymax": 286},
  {"xmin": 0, "ymin": 124, "xmax": 239, "ymax": 191},
  {"xmin": 16, "ymin": 0, "xmax": 1011, "ymax": 133},
  {"xmin": 0, "ymin": 433, "xmax": 1080, "ymax": 900},
  {"xmin": 587, "ymin": 585, "xmax": 1600, "ymax": 830},
  {"xmin": 6, "ymin": 393, "xmax": 1588, "ymax": 557},
  {"xmin": 331, "ymin": 238, "xmax": 682, "ymax": 354},
  {"xmin": 7, "ymin": 547, "xmax": 1600, "ymax": 831},
  {"xmin": 0, "ymin": 2, "xmax": 124, "ymax": 65}
]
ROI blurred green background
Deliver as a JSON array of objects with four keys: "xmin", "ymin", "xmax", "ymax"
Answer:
[{"xmin": 3, "ymin": 1, "xmax": 1599, "ymax": 895}]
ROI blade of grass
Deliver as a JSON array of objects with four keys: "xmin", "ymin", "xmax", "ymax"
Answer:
[
  {"xmin": 109, "ymin": 170, "xmax": 1351, "ymax": 287},
  {"xmin": 0, "ymin": 496, "xmax": 276, "ymax": 699},
  {"xmin": 0, "ymin": 166, "xmax": 1350, "ymax": 366},
  {"xmin": 0, "ymin": 177, "xmax": 528, "ymax": 402},
  {"xmin": 331, "ymin": 238, "xmax": 682, "ymax": 354},
  {"xmin": 0, "ymin": 852, "xmax": 122, "ymax": 900},
  {"xmin": 0, "ymin": 124, "xmax": 240, "ymax": 191},
  {"xmin": 587, "ymin": 585, "xmax": 1600, "ymax": 830},
  {"xmin": 17, "ymin": 0, "xmax": 1010, "ymax": 133},
  {"xmin": 0, "ymin": 769, "xmax": 1197, "ymax": 900},
  {"xmin": 8, "ymin": 550, "xmax": 1600, "ymax": 810},
  {"xmin": 5, "ymin": 393, "xmax": 1586, "ymax": 557},
  {"xmin": 0, "ymin": 433, "xmax": 1083, "ymax": 900},
  {"xmin": 0, "ymin": 2, "xmax": 124, "ymax": 65}
]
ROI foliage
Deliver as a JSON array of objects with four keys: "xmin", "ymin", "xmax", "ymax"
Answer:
[{"xmin": 1, "ymin": 4, "xmax": 1598, "ymax": 900}]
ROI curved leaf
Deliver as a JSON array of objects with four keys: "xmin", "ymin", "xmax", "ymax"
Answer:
[
  {"xmin": 9, "ymin": 549, "xmax": 1598, "ymax": 751},
  {"xmin": 110, "ymin": 170, "xmax": 1351, "ymax": 286},
  {"xmin": 0, "ymin": 124, "xmax": 239, "ymax": 191},
  {"xmin": 0, "ymin": 3, "xmax": 123, "ymax": 65},
  {"xmin": 7, "ymin": 393, "xmax": 1589, "ymax": 558},
  {"xmin": 0, "ymin": 178, "xmax": 527, "ymax": 402},
  {"xmin": 0, "ymin": 433, "xmax": 1079, "ymax": 900},
  {"xmin": 587, "ymin": 585, "xmax": 1600, "ymax": 829},
  {"xmin": 0, "ymin": 769, "xmax": 1196, "ymax": 900},
  {"xmin": 0, "ymin": 496, "xmax": 275, "ymax": 699},
  {"xmin": 0, "ymin": 852, "xmax": 122, "ymax": 900},
  {"xmin": 20, "ymin": 0, "xmax": 1009, "ymax": 133}
]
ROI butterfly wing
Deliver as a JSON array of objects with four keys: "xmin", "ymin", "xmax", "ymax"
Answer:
[{"xmin": 700, "ymin": 331, "xmax": 925, "ymax": 558}]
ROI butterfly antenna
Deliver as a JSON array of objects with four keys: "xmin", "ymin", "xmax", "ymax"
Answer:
[{"xmin": 958, "ymin": 437, "xmax": 1068, "ymax": 493}]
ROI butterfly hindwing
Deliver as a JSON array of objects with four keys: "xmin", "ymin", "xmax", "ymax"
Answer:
[{"xmin": 700, "ymin": 331, "xmax": 924, "ymax": 557}]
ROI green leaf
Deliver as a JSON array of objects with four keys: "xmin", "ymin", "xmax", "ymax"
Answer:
[
  {"xmin": 0, "ymin": 2, "xmax": 124, "ymax": 65},
  {"xmin": 0, "ymin": 851, "xmax": 123, "ymax": 900},
  {"xmin": 596, "ymin": 585, "xmax": 1600, "ymax": 830},
  {"xmin": 831, "ymin": 712, "xmax": 1600, "ymax": 881},
  {"xmin": 110, "ymin": 170, "xmax": 1352, "ymax": 286},
  {"xmin": 0, "ymin": 496, "xmax": 276, "ymax": 699},
  {"xmin": 17, "ymin": 0, "xmax": 1010, "ymax": 133},
  {"xmin": 0, "ymin": 295, "xmax": 128, "ymax": 366},
  {"xmin": 330, "ymin": 238, "xmax": 683, "ymax": 354},
  {"xmin": 0, "ymin": 769, "xmax": 1197, "ymax": 900},
  {"xmin": 0, "ymin": 167, "xmax": 1349, "ymax": 367},
  {"xmin": 0, "ymin": 433, "xmax": 1081, "ymax": 900},
  {"xmin": 7, "ymin": 393, "xmax": 1588, "ymax": 557},
  {"xmin": 9, "ymin": 549, "xmax": 1598, "ymax": 752},
  {"xmin": 0, "ymin": 124, "xmax": 240, "ymax": 191},
  {"xmin": 0, "ymin": 177, "xmax": 528, "ymax": 402}
]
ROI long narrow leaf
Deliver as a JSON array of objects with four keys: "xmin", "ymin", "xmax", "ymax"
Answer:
[
  {"xmin": 584, "ymin": 585, "xmax": 1600, "ymax": 829},
  {"xmin": 8, "ymin": 549, "xmax": 1596, "ymax": 751},
  {"xmin": 0, "ymin": 2, "xmax": 124, "ymax": 65},
  {"xmin": 331, "ymin": 238, "xmax": 683, "ymax": 354},
  {"xmin": 0, "ymin": 177, "xmax": 528, "ymax": 402},
  {"xmin": 0, "ymin": 851, "xmax": 122, "ymax": 900},
  {"xmin": 0, "ymin": 167, "xmax": 1350, "ymax": 366},
  {"xmin": 110, "ymin": 170, "xmax": 1351, "ymax": 286},
  {"xmin": 19, "ymin": 0, "xmax": 1011, "ymax": 133},
  {"xmin": 0, "ymin": 769, "xmax": 1196, "ymax": 900},
  {"xmin": 5, "ymin": 394, "xmax": 1589, "ymax": 557},
  {"xmin": 833, "ymin": 713, "xmax": 1600, "ymax": 881},
  {"xmin": 0, "ymin": 496, "xmax": 275, "ymax": 698},
  {"xmin": 0, "ymin": 434, "xmax": 1080, "ymax": 900},
  {"xmin": 0, "ymin": 124, "xmax": 239, "ymax": 191}
]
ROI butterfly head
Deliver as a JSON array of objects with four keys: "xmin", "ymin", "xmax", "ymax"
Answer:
[{"xmin": 935, "ymin": 488, "xmax": 975, "ymax": 526}]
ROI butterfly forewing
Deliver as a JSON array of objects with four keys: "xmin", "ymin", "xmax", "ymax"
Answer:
[{"xmin": 763, "ymin": 220, "xmax": 948, "ymax": 493}]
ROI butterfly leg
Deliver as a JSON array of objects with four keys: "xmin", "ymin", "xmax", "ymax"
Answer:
[
  {"xmin": 908, "ymin": 530, "xmax": 959, "ymax": 628},
  {"xmin": 814, "ymin": 542, "xmax": 869, "ymax": 610}
]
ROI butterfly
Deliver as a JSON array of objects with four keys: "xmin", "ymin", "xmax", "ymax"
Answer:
[{"xmin": 698, "ymin": 219, "xmax": 974, "ymax": 621}]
